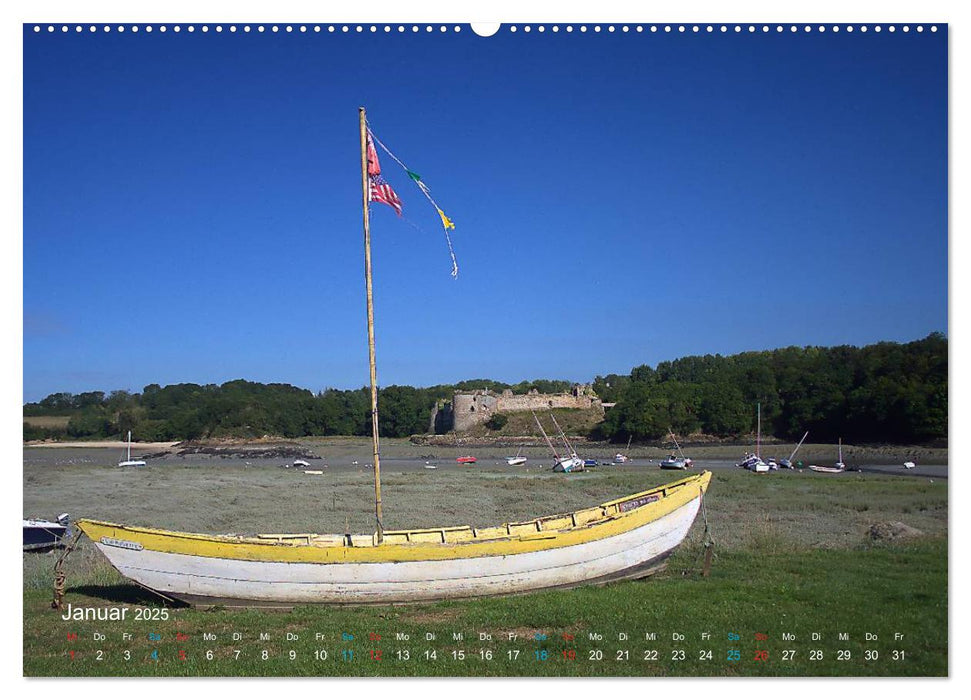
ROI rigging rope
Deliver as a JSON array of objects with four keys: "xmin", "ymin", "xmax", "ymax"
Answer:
[
  {"xmin": 366, "ymin": 121, "xmax": 460, "ymax": 278},
  {"xmin": 51, "ymin": 529, "xmax": 83, "ymax": 610}
]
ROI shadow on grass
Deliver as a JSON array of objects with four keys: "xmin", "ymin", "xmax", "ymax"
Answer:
[{"xmin": 67, "ymin": 583, "xmax": 188, "ymax": 608}]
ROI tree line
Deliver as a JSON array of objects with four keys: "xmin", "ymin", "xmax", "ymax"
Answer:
[
  {"xmin": 594, "ymin": 333, "xmax": 946, "ymax": 444},
  {"xmin": 22, "ymin": 378, "xmax": 576, "ymax": 442},
  {"xmin": 24, "ymin": 334, "xmax": 946, "ymax": 444}
]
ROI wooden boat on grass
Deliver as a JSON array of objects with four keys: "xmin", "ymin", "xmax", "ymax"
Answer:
[
  {"xmin": 76, "ymin": 108, "xmax": 713, "ymax": 607},
  {"xmin": 76, "ymin": 471, "xmax": 710, "ymax": 607}
]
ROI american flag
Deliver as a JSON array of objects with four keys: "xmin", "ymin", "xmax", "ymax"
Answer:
[
  {"xmin": 366, "ymin": 130, "xmax": 402, "ymax": 215},
  {"xmin": 369, "ymin": 178, "xmax": 403, "ymax": 216}
]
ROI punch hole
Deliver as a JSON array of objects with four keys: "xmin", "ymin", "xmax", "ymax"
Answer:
[{"xmin": 469, "ymin": 23, "xmax": 502, "ymax": 36}]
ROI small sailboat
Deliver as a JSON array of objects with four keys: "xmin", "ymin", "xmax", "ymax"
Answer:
[
  {"xmin": 548, "ymin": 412, "xmax": 585, "ymax": 473},
  {"xmin": 809, "ymin": 438, "xmax": 846, "ymax": 473},
  {"xmin": 778, "ymin": 430, "xmax": 809, "ymax": 469},
  {"xmin": 117, "ymin": 430, "xmax": 147, "ymax": 468},
  {"xmin": 736, "ymin": 403, "xmax": 771, "ymax": 472},
  {"xmin": 77, "ymin": 107, "xmax": 711, "ymax": 607},
  {"xmin": 613, "ymin": 436, "xmax": 632, "ymax": 464},
  {"xmin": 659, "ymin": 429, "xmax": 692, "ymax": 470},
  {"xmin": 531, "ymin": 410, "xmax": 580, "ymax": 472},
  {"xmin": 504, "ymin": 447, "xmax": 527, "ymax": 466}
]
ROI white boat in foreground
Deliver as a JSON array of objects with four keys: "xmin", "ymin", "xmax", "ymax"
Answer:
[
  {"xmin": 77, "ymin": 471, "xmax": 711, "ymax": 607},
  {"xmin": 118, "ymin": 430, "xmax": 147, "ymax": 467}
]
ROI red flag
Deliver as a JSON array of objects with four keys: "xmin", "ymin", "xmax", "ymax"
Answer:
[{"xmin": 366, "ymin": 132, "xmax": 381, "ymax": 177}]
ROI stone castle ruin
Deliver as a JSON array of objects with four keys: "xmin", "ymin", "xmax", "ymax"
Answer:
[{"xmin": 431, "ymin": 385, "xmax": 602, "ymax": 433}]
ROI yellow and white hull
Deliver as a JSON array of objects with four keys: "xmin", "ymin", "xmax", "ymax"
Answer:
[{"xmin": 77, "ymin": 471, "xmax": 711, "ymax": 607}]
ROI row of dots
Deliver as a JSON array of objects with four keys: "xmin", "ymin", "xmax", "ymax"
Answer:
[{"xmin": 32, "ymin": 24, "xmax": 939, "ymax": 35}]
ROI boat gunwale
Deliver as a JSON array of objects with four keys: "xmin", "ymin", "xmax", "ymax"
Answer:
[{"xmin": 76, "ymin": 472, "xmax": 710, "ymax": 552}]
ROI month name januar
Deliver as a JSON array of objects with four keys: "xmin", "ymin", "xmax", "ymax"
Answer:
[{"xmin": 60, "ymin": 603, "xmax": 129, "ymax": 621}]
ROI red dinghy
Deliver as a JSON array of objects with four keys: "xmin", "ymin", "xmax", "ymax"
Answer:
[{"xmin": 456, "ymin": 456, "xmax": 477, "ymax": 464}]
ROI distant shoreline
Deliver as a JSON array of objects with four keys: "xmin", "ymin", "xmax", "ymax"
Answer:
[
  {"xmin": 24, "ymin": 440, "xmax": 181, "ymax": 450},
  {"xmin": 22, "ymin": 435, "xmax": 948, "ymax": 465}
]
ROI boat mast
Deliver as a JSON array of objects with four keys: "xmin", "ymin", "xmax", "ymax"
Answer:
[
  {"xmin": 787, "ymin": 430, "xmax": 809, "ymax": 462},
  {"xmin": 359, "ymin": 106, "xmax": 384, "ymax": 543},
  {"xmin": 532, "ymin": 410, "xmax": 560, "ymax": 459},
  {"xmin": 127, "ymin": 430, "xmax": 132, "ymax": 461},
  {"xmin": 669, "ymin": 429, "xmax": 686, "ymax": 461},
  {"xmin": 756, "ymin": 402, "xmax": 761, "ymax": 459},
  {"xmin": 548, "ymin": 412, "xmax": 577, "ymax": 457}
]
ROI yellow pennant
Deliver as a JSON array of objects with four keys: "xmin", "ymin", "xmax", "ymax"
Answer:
[{"xmin": 437, "ymin": 209, "xmax": 455, "ymax": 230}]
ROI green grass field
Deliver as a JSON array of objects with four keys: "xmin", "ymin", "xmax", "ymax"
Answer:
[
  {"xmin": 23, "ymin": 465, "xmax": 948, "ymax": 677},
  {"xmin": 23, "ymin": 539, "xmax": 945, "ymax": 677}
]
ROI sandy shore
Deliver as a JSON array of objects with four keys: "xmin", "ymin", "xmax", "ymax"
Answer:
[{"xmin": 24, "ymin": 440, "xmax": 180, "ymax": 450}]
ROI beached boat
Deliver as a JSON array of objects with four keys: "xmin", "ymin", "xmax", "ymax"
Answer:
[
  {"xmin": 613, "ymin": 436, "xmax": 632, "ymax": 463},
  {"xmin": 118, "ymin": 430, "xmax": 147, "ymax": 468},
  {"xmin": 456, "ymin": 456, "xmax": 477, "ymax": 464},
  {"xmin": 77, "ymin": 470, "xmax": 710, "ymax": 606},
  {"xmin": 24, "ymin": 514, "xmax": 70, "ymax": 551},
  {"xmin": 737, "ymin": 403, "xmax": 773, "ymax": 472},
  {"xmin": 504, "ymin": 447, "xmax": 527, "ymax": 466},
  {"xmin": 809, "ymin": 438, "xmax": 846, "ymax": 473},
  {"xmin": 548, "ymin": 412, "xmax": 585, "ymax": 473},
  {"xmin": 659, "ymin": 429, "xmax": 692, "ymax": 470},
  {"xmin": 659, "ymin": 455, "xmax": 689, "ymax": 470},
  {"xmin": 777, "ymin": 430, "xmax": 809, "ymax": 469},
  {"xmin": 76, "ymin": 107, "xmax": 712, "ymax": 607}
]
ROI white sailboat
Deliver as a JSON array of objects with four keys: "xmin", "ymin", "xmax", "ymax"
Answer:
[
  {"xmin": 504, "ymin": 447, "xmax": 527, "ymax": 467},
  {"xmin": 659, "ymin": 429, "xmax": 693, "ymax": 470},
  {"xmin": 778, "ymin": 430, "xmax": 809, "ymax": 469},
  {"xmin": 737, "ymin": 403, "xmax": 772, "ymax": 472},
  {"xmin": 809, "ymin": 438, "xmax": 846, "ymax": 473},
  {"xmin": 548, "ymin": 412, "xmax": 585, "ymax": 473},
  {"xmin": 614, "ymin": 435, "xmax": 632, "ymax": 464},
  {"xmin": 117, "ymin": 430, "xmax": 146, "ymax": 468}
]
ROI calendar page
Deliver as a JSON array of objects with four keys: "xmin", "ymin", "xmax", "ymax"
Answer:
[{"xmin": 21, "ymin": 10, "xmax": 949, "ymax": 682}]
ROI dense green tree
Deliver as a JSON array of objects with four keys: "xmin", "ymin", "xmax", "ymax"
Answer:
[{"xmin": 21, "ymin": 334, "xmax": 947, "ymax": 444}]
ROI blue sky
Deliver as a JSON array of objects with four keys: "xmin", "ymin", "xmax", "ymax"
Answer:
[{"xmin": 22, "ymin": 25, "xmax": 947, "ymax": 402}]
